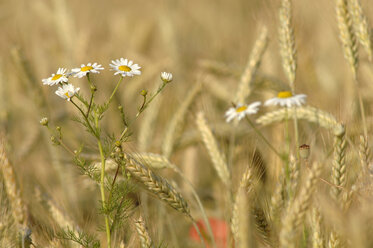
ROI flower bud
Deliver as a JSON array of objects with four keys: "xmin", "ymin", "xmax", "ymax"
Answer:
[
  {"xmin": 160, "ymin": 72, "xmax": 173, "ymax": 83},
  {"xmin": 140, "ymin": 89, "xmax": 148, "ymax": 96},
  {"xmin": 299, "ymin": 144, "xmax": 310, "ymax": 160},
  {"xmin": 40, "ymin": 117, "xmax": 49, "ymax": 126}
]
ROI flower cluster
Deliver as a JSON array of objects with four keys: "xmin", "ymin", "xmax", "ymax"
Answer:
[
  {"xmin": 224, "ymin": 91, "xmax": 307, "ymax": 122},
  {"xmin": 41, "ymin": 58, "xmax": 145, "ymax": 101}
]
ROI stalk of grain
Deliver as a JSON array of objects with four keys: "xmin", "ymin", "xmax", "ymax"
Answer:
[
  {"xmin": 235, "ymin": 26, "xmax": 268, "ymax": 103},
  {"xmin": 348, "ymin": 0, "xmax": 372, "ymax": 60},
  {"xmin": 328, "ymin": 132, "xmax": 347, "ymax": 248},
  {"xmin": 270, "ymin": 168, "xmax": 286, "ymax": 221},
  {"xmin": 336, "ymin": 0, "xmax": 368, "ymax": 137},
  {"xmin": 336, "ymin": 0, "xmax": 358, "ymax": 79},
  {"xmin": 121, "ymin": 153, "xmax": 190, "ymax": 217},
  {"xmin": 328, "ymin": 231, "xmax": 342, "ymax": 248},
  {"xmin": 359, "ymin": 135, "xmax": 370, "ymax": 172},
  {"xmin": 94, "ymin": 155, "xmax": 176, "ymax": 175},
  {"xmin": 256, "ymin": 105, "xmax": 345, "ymax": 137},
  {"xmin": 289, "ymin": 154, "xmax": 299, "ymax": 196},
  {"xmin": 162, "ymin": 82, "xmax": 202, "ymax": 158},
  {"xmin": 135, "ymin": 216, "xmax": 154, "ymax": 248},
  {"xmin": 279, "ymin": 162, "xmax": 321, "ymax": 248},
  {"xmin": 231, "ymin": 166, "xmax": 254, "ymax": 246},
  {"xmin": 34, "ymin": 187, "xmax": 81, "ymax": 248},
  {"xmin": 253, "ymin": 207, "xmax": 272, "ymax": 247},
  {"xmin": 311, "ymin": 208, "xmax": 324, "ymax": 248},
  {"xmin": 196, "ymin": 111, "xmax": 231, "ymax": 187},
  {"xmin": 0, "ymin": 137, "xmax": 33, "ymax": 247},
  {"xmin": 279, "ymin": 0, "xmax": 297, "ymax": 90},
  {"xmin": 0, "ymin": 137, "xmax": 27, "ymax": 228},
  {"xmin": 331, "ymin": 132, "xmax": 347, "ymax": 202},
  {"xmin": 0, "ymin": 182, "xmax": 17, "ymax": 248}
]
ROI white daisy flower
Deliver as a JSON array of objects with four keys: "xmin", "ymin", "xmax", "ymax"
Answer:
[
  {"xmin": 55, "ymin": 84, "xmax": 80, "ymax": 101},
  {"xmin": 264, "ymin": 91, "xmax": 307, "ymax": 108},
  {"xmin": 109, "ymin": 58, "xmax": 141, "ymax": 77},
  {"xmin": 225, "ymin": 101, "xmax": 261, "ymax": 122},
  {"xmin": 71, "ymin": 63, "xmax": 104, "ymax": 78},
  {"xmin": 42, "ymin": 68, "xmax": 68, "ymax": 86},
  {"xmin": 161, "ymin": 72, "xmax": 173, "ymax": 83}
]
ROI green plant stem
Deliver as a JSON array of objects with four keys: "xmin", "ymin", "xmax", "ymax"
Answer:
[
  {"xmin": 245, "ymin": 117, "xmax": 283, "ymax": 160},
  {"xmin": 136, "ymin": 82, "xmax": 167, "ymax": 116},
  {"xmin": 70, "ymin": 99, "xmax": 97, "ymax": 137},
  {"xmin": 108, "ymin": 76, "xmax": 124, "ymax": 105},
  {"xmin": 98, "ymin": 139, "xmax": 111, "ymax": 248},
  {"xmin": 86, "ymin": 75, "xmax": 96, "ymax": 116}
]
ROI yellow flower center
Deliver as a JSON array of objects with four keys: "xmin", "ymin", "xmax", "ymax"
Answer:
[
  {"xmin": 52, "ymin": 74, "xmax": 62, "ymax": 81},
  {"xmin": 64, "ymin": 92, "xmax": 70, "ymax": 98},
  {"xmin": 81, "ymin": 66, "xmax": 94, "ymax": 72},
  {"xmin": 236, "ymin": 106, "xmax": 247, "ymax": 112},
  {"xmin": 118, "ymin": 65, "xmax": 131, "ymax": 72},
  {"xmin": 277, "ymin": 91, "xmax": 293, "ymax": 98}
]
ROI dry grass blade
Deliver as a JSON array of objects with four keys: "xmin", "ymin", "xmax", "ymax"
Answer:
[
  {"xmin": 336, "ymin": 0, "xmax": 358, "ymax": 79},
  {"xmin": 348, "ymin": 0, "xmax": 372, "ymax": 60},
  {"xmin": 279, "ymin": 0, "xmax": 297, "ymax": 89},
  {"xmin": 135, "ymin": 215, "xmax": 154, "ymax": 248},
  {"xmin": 279, "ymin": 162, "xmax": 321, "ymax": 248},
  {"xmin": 235, "ymin": 26, "xmax": 268, "ymax": 103},
  {"xmin": 256, "ymin": 105, "xmax": 345, "ymax": 136},
  {"xmin": 121, "ymin": 153, "xmax": 191, "ymax": 217},
  {"xmin": 196, "ymin": 111, "xmax": 230, "ymax": 187}
]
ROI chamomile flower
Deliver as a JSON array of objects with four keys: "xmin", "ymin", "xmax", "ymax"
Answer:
[
  {"xmin": 161, "ymin": 72, "xmax": 173, "ymax": 83},
  {"xmin": 109, "ymin": 58, "xmax": 141, "ymax": 77},
  {"xmin": 225, "ymin": 101, "xmax": 261, "ymax": 122},
  {"xmin": 264, "ymin": 91, "xmax": 306, "ymax": 108},
  {"xmin": 71, "ymin": 63, "xmax": 104, "ymax": 78},
  {"xmin": 42, "ymin": 68, "xmax": 68, "ymax": 86},
  {"xmin": 55, "ymin": 84, "xmax": 80, "ymax": 101}
]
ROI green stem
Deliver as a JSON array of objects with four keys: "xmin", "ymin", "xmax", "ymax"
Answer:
[
  {"xmin": 108, "ymin": 76, "xmax": 124, "ymax": 105},
  {"xmin": 137, "ymin": 82, "xmax": 167, "ymax": 116},
  {"xmin": 245, "ymin": 117, "xmax": 283, "ymax": 160},
  {"xmin": 86, "ymin": 74, "xmax": 96, "ymax": 117},
  {"xmin": 98, "ymin": 139, "xmax": 111, "ymax": 248},
  {"xmin": 70, "ymin": 99, "xmax": 97, "ymax": 137}
]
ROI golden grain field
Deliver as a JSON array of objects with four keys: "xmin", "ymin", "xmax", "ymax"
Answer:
[{"xmin": 1, "ymin": 0, "xmax": 373, "ymax": 247}]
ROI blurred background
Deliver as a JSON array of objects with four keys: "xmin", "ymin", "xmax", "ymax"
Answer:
[{"xmin": 1, "ymin": 0, "xmax": 373, "ymax": 247}]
